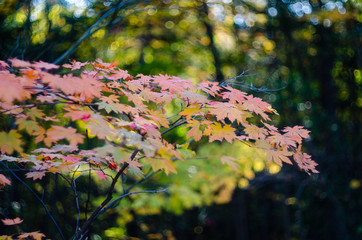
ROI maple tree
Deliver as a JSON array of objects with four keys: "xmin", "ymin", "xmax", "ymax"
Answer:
[{"xmin": 0, "ymin": 58, "xmax": 318, "ymax": 239}]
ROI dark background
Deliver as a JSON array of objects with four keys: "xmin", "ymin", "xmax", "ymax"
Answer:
[{"xmin": 0, "ymin": 0, "xmax": 361, "ymax": 239}]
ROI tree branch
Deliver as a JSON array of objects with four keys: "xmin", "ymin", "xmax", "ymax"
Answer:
[
  {"xmin": 73, "ymin": 149, "xmax": 139, "ymax": 240},
  {"xmin": 53, "ymin": 0, "xmax": 140, "ymax": 64}
]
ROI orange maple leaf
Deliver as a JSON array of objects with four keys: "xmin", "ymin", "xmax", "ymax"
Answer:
[
  {"xmin": 204, "ymin": 122, "xmax": 236, "ymax": 144},
  {"xmin": 144, "ymin": 110, "xmax": 169, "ymax": 128},
  {"xmin": 44, "ymin": 126, "xmax": 84, "ymax": 146},
  {"xmin": 266, "ymin": 148, "xmax": 293, "ymax": 166},
  {"xmin": 92, "ymin": 59, "xmax": 118, "ymax": 69},
  {"xmin": 243, "ymin": 124, "xmax": 268, "ymax": 140},
  {"xmin": 208, "ymin": 102, "xmax": 246, "ymax": 124},
  {"xmin": 185, "ymin": 120, "xmax": 203, "ymax": 141}
]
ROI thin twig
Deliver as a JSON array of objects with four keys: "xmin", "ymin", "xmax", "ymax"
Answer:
[
  {"xmin": 161, "ymin": 121, "xmax": 187, "ymax": 136},
  {"xmin": 0, "ymin": 161, "xmax": 66, "ymax": 240},
  {"xmin": 125, "ymin": 170, "xmax": 161, "ymax": 193},
  {"xmin": 72, "ymin": 175, "xmax": 81, "ymax": 234},
  {"xmin": 98, "ymin": 188, "xmax": 168, "ymax": 216}
]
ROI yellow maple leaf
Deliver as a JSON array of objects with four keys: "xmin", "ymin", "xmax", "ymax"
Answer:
[
  {"xmin": 25, "ymin": 108, "xmax": 45, "ymax": 120},
  {"xmin": 179, "ymin": 104, "xmax": 204, "ymax": 121},
  {"xmin": 0, "ymin": 130, "xmax": 23, "ymax": 154},
  {"xmin": 204, "ymin": 122, "xmax": 236, "ymax": 144},
  {"xmin": 146, "ymin": 158, "xmax": 177, "ymax": 175}
]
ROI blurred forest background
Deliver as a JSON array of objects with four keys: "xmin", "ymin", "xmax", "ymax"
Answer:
[{"xmin": 0, "ymin": 0, "xmax": 361, "ymax": 239}]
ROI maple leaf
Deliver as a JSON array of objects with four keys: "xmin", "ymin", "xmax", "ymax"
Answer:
[
  {"xmin": 63, "ymin": 107, "xmax": 91, "ymax": 122},
  {"xmin": 124, "ymin": 91, "xmax": 145, "ymax": 106},
  {"xmin": 25, "ymin": 108, "xmax": 45, "ymax": 120},
  {"xmin": 25, "ymin": 171, "xmax": 46, "ymax": 180},
  {"xmin": 140, "ymin": 89, "xmax": 175, "ymax": 105},
  {"xmin": 152, "ymin": 74, "xmax": 194, "ymax": 93},
  {"xmin": 32, "ymin": 61, "xmax": 59, "ymax": 70},
  {"xmin": 42, "ymin": 72, "xmax": 77, "ymax": 95},
  {"xmin": 44, "ymin": 126, "xmax": 84, "ymax": 146},
  {"xmin": 140, "ymin": 124, "xmax": 161, "ymax": 139},
  {"xmin": 107, "ymin": 69, "xmax": 131, "ymax": 80},
  {"xmin": 242, "ymin": 95, "xmax": 275, "ymax": 120},
  {"xmin": 146, "ymin": 158, "xmax": 177, "ymax": 175},
  {"xmin": 267, "ymin": 132, "xmax": 297, "ymax": 148},
  {"xmin": 86, "ymin": 116, "xmax": 116, "ymax": 140},
  {"xmin": 243, "ymin": 124, "xmax": 268, "ymax": 140},
  {"xmin": 144, "ymin": 110, "xmax": 169, "ymax": 128},
  {"xmin": 197, "ymin": 80, "xmax": 221, "ymax": 97},
  {"xmin": 36, "ymin": 94, "xmax": 57, "ymax": 103},
  {"xmin": 42, "ymin": 153, "xmax": 64, "ymax": 159},
  {"xmin": 1, "ymin": 217, "xmax": 23, "ymax": 225},
  {"xmin": 99, "ymin": 94, "xmax": 120, "ymax": 104},
  {"xmin": 179, "ymin": 104, "xmax": 204, "ymax": 121},
  {"xmin": 125, "ymin": 79, "xmax": 146, "ymax": 92},
  {"xmin": 220, "ymin": 156, "xmax": 241, "ymax": 171},
  {"xmin": 266, "ymin": 148, "xmax": 293, "ymax": 166},
  {"xmin": 0, "ymin": 174, "xmax": 11, "ymax": 187},
  {"xmin": 9, "ymin": 58, "xmax": 32, "ymax": 68},
  {"xmin": 222, "ymin": 85, "xmax": 247, "ymax": 104},
  {"xmin": 204, "ymin": 122, "xmax": 236, "ymax": 144},
  {"xmin": 23, "ymin": 69, "xmax": 39, "ymax": 80},
  {"xmin": 0, "ymin": 130, "xmax": 23, "ymax": 154},
  {"xmin": 43, "ymin": 116, "xmax": 60, "ymax": 122},
  {"xmin": 0, "ymin": 71, "xmax": 28, "ymax": 103},
  {"xmin": 0, "ymin": 60, "xmax": 10, "ymax": 68},
  {"xmin": 18, "ymin": 231, "xmax": 46, "ymax": 240},
  {"xmin": 208, "ymin": 102, "xmax": 246, "ymax": 124},
  {"xmin": 92, "ymin": 59, "xmax": 118, "ymax": 69},
  {"xmin": 262, "ymin": 121, "xmax": 278, "ymax": 133},
  {"xmin": 179, "ymin": 91, "xmax": 209, "ymax": 104},
  {"xmin": 16, "ymin": 119, "xmax": 42, "ymax": 135},
  {"xmin": 293, "ymin": 150, "xmax": 319, "ymax": 175},
  {"xmin": 127, "ymin": 159, "xmax": 144, "ymax": 170},
  {"xmin": 282, "ymin": 126, "xmax": 310, "ymax": 144},
  {"xmin": 77, "ymin": 73, "xmax": 103, "ymax": 101},
  {"xmin": 62, "ymin": 59, "xmax": 89, "ymax": 70},
  {"xmin": 97, "ymin": 102, "xmax": 120, "ymax": 114},
  {"xmin": 185, "ymin": 120, "xmax": 203, "ymax": 141}
]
